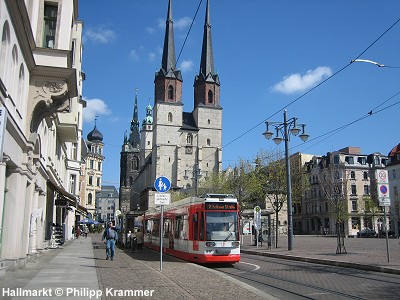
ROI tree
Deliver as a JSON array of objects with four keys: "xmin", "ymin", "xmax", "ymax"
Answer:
[{"xmin": 316, "ymin": 157, "xmax": 348, "ymax": 254}]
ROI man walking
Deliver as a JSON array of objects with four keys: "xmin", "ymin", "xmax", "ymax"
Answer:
[{"xmin": 102, "ymin": 222, "xmax": 118, "ymax": 261}]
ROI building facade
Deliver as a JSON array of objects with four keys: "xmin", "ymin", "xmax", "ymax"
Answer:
[
  {"xmin": 0, "ymin": 0, "xmax": 85, "ymax": 273},
  {"xmin": 83, "ymin": 122, "xmax": 104, "ymax": 219},
  {"xmin": 387, "ymin": 143, "xmax": 400, "ymax": 236},
  {"xmin": 303, "ymin": 147, "xmax": 387, "ymax": 236},
  {"xmin": 96, "ymin": 185, "xmax": 119, "ymax": 224}
]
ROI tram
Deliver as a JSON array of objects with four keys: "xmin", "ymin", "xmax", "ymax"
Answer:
[{"xmin": 144, "ymin": 194, "xmax": 240, "ymax": 264}]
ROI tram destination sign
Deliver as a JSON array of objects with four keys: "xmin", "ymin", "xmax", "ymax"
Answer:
[{"xmin": 205, "ymin": 202, "xmax": 237, "ymax": 210}]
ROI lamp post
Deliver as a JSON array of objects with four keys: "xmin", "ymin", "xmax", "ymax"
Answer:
[{"xmin": 263, "ymin": 109, "xmax": 309, "ymax": 250}]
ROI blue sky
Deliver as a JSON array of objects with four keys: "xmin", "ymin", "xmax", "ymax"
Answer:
[{"xmin": 79, "ymin": 0, "xmax": 400, "ymax": 187}]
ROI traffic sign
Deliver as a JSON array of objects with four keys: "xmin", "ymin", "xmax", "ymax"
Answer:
[
  {"xmin": 154, "ymin": 176, "xmax": 171, "ymax": 193},
  {"xmin": 376, "ymin": 170, "xmax": 389, "ymax": 184},
  {"xmin": 378, "ymin": 183, "xmax": 390, "ymax": 206},
  {"xmin": 155, "ymin": 193, "xmax": 171, "ymax": 205}
]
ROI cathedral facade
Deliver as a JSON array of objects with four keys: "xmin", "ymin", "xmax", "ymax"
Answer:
[{"xmin": 120, "ymin": 0, "xmax": 222, "ymax": 215}]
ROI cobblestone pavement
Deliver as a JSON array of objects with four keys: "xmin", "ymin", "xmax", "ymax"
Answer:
[{"xmin": 92, "ymin": 233, "xmax": 274, "ymax": 300}]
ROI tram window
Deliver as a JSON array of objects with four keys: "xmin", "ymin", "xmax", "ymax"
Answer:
[
  {"xmin": 199, "ymin": 213, "xmax": 205, "ymax": 241},
  {"xmin": 152, "ymin": 219, "xmax": 160, "ymax": 237},
  {"xmin": 193, "ymin": 213, "xmax": 198, "ymax": 240},
  {"xmin": 205, "ymin": 212, "xmax": 238, "ymax": 241},
  {"xmin": 164, "ymin": 219, "xmax": 171, "ymax": 238},
  {"xmin": 175, "ymin": 216, "xmax": 186, "ymax": 239}
]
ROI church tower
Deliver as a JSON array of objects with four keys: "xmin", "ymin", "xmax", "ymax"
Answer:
[
  {"xmin": 193, "ymin": 0, "xmax": 223, "ymax": 175},
  {"xmin": 152, "ymin": 0, "xmax": 184, "ymax": 185},
  {"xmin": 119, "ymin": 90, "xmax": 141, "ymax": 212}
]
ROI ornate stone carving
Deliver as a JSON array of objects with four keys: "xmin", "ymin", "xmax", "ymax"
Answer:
[{"xmin": 30, "ymin": 80, "xmax": 70, "ymax": 133}]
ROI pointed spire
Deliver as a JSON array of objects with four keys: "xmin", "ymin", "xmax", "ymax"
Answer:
[
  {"xmin": 199, "ymin": 0, "xmax": 215, "ymax": 77},
  {"xmin": 161, "ymin": 0, "xmax": 176, "ymax": 72},
  {"xmin": 129, "ymin": 89, "xmax": 141, "ymax": 149},
  {"xmin": 131, "ymin": 88, "xmax": 139, "ymax": 131}
]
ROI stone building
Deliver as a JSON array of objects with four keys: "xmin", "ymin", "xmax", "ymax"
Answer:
[
  {"xmin": 304, "ymin": 147, "xmax": 387, "ymax": 236},
  {"xmin": 387, "ymin": 142, "xmax": 400, "ymax": 236},
  {"xmin": 83, "ymin": 121, "xmax": 104, "ymax": 219},
  {"xmin": 0, "ymin": 0, "xmax": 85, "ymax": 273}
]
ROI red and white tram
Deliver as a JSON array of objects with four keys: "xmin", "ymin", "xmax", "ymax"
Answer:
[{"xmin": 144, "ymin": 194, "xmax": 240, "ymax": 264}]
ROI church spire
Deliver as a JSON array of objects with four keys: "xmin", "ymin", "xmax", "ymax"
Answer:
[
  {"xmin": 194, "ymin": 0, "xmax": 220, "ymax": 108},
  {"xmin": 154, "ymin": 0, "xmax": 182, "ymax": 103},
  {"xmin": 199, "ymin": 0, "xmax": 215, "ymax": 77},
  {"xmin": 129, "ymin": 89, "xmax": 140, "ymax": 149}
]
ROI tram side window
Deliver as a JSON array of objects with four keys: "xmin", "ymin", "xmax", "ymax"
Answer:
[
  {"xmin": 164, "ymin": 218, "xmax": 171, "ymax": 238},
  {"xmin": 199, "ymin": 212, "xmax": 204, "ymax": 241},
  {"xmin": 175, "ymin": 216, "xmax": 187, "ymax": 239},
  {"xmin": 193, "ymin": 213, "xmax": 198, "ymax": 240},
  {"xmin": 152, "ymin": 219, "xmax": 160, "ymax": 237}
]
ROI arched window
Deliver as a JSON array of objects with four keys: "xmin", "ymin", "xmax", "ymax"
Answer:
[
  {"xmin": 17, "ymin": 63, "xmax": 24, "ymax": 111},
  {"xmin": 129, "ymin": 176, "xmax": 133, "ymax": 186},
  {"xmin": 208, "ymin": 90, "xmax": 213, "ymax": 103},
  {"xmin": 168, "ymin": 112, "xmax": 173, "ymax": 122},
  {"xmin": 0, "ymin": 21, "xmax": 10, "ymax": 81},
  {"xmin": 88, "ymin": 193, "xmax": 93, "ymax": 205},
  {"xmin": 11, "ymin": 45, "xmax": 18, "ymax": 96},
  {"xmin": 350, "ymin": 171, "xmax": 355, "ymax": 179},
  {"xmin": 186, "ymin": 133, "xmax": 193, "ymax": 145},
  {"xmin": 168, "ymin": 85, "xmax": 174, "ymax": 100},
  {"xmin": 207, "ymin": 138, "xmax": 211, "ymax": 146}
]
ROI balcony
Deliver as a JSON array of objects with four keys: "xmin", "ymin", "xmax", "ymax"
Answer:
[{"xmin": 56, "ymin": 111, "xmax": 78, "ymax": 143}]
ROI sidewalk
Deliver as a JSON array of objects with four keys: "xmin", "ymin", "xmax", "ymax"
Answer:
[
  {"xmin": 241, "ymin": 234, "xmax": 400, "ymax": 274},
  {"xmin": 0, "ymin": 234, "xmax": 274, "ymax": 300}
]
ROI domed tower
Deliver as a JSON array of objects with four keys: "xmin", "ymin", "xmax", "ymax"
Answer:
[{"xmin": 85, "ymin": 119, "xmax": 105, "ymax": 219}]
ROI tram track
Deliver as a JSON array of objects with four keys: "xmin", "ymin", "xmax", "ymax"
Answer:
[{"xmin": 209, "ymin": 253, "xmax": 400, "ymax": 300}]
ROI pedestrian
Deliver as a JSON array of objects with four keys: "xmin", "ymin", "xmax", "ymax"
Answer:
[
  {"xmin": 76, "ymin": 226, "xmax": 81, "ymax": 239},
  {"xmin": 102, "ymin": 221, "xmax": 118, "ymax": 261},
  {"xmin": 136, "ymin": 228, "xmax": 144, "ymax": 250},
  {"xmin": 83, "ymin": 225, "xmax": 89, "ymax": 238},
  {"xmin": 126, "ymin": 230, "xmax": 132, "ymax": 249}
]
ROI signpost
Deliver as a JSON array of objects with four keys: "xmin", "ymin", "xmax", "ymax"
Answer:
[
  {"xmin": 154, "ymin": 176, "xmax": 171, "ymax": 271},
  {"xmin": 376, "ymin": 170, "xmax": 390, "ymax": 262}
]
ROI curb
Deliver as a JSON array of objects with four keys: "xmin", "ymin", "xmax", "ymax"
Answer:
[{"xmin": 241, "ymin": 250, "xmax": 400, "ymax": 275}]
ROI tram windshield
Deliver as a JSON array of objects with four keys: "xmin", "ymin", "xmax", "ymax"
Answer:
[{"xmin": 206, "ymin": 212, "xmax": 238, "ymax": 241}]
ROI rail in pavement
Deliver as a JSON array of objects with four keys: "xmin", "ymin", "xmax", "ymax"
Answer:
[{"xmin": 241, "ymin": 234, "xmax": 400, "ymax": 275}]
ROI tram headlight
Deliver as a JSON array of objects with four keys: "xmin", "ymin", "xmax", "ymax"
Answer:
[
  {"xmin": 205, "ymin": 242, "xmax": 216, "ymax": 247},
  {"xmin": 231, "ymin": 241, "xmax": 240, "ymax": 247}
]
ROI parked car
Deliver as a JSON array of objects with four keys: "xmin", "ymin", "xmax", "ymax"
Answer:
[{"xmin": 357, "ymin": 228, "xmax": 377, "ymax": 238}]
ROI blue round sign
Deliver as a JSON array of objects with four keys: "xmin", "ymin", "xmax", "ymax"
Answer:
[
  {"xmin": 154, "ymin": 176, "xmax": 171, "ymax": 193},
  {"xmin": 380, "ymin": 184, "xmax": 388, "ymax": 195}
]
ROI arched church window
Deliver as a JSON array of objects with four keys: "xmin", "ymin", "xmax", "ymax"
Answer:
[
  {"xmin": 208, "ymin": 90, "xmax": 213, "ymax": 104},
  {"xmin": 207, "ymin": 138, "xmax": 211, "ymax": 146},
  {"xmin": 168, "ymin": 85, "xmax": 174, "ymax": 100},
  {"xmin": 88, "ymin": 193, "xmax": 92, "ymax": 205},
  {"xmin": 0, "ymin": 21, "xmax": 10, "ymax": 80},
  {"xmin": 168, "ymin": 112, "xmax": 173, "ymax": 122}
]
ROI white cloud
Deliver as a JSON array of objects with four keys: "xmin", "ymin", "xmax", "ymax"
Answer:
[
  {"xmin": 157, "ymin": 17, "xmax": 192, "ymax": 30},
  {"xmin": 83, "ymin": 98, "xmax": 112, "ymax": 123},
  {"xmin": 179, "ymin": 59, "xmax": 194, "ymax": 73},
  {"xmin": 83, "ymin": 26, "xmax": 116, "ymax": 44},
  {"xmin": 148, "ymin": 52, "xmax": 156, "ymax": 62},
  {"xmin": 129, "ymin": 49, "xmax": 140, "ymax": 61},
  {"xmin": 272, "ymin": 66, "xmax": 333, "ymax": 94},
  {"xmin": 174, "ymin": 17, "xmax": 192, "ymax": 30},
  {"xmin": 146, "ymin": 27, "xmax": 155, "ymax": 34}
]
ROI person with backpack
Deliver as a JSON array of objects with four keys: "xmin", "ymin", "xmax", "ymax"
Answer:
[{"xmin": 102, "ymin": 221, "xmax": 118, "ymax": 261}]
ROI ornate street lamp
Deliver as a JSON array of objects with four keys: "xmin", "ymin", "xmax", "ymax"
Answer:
[{"xmin": 263, "ymin": 109, "xmax": 309, "ymax": 250}]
